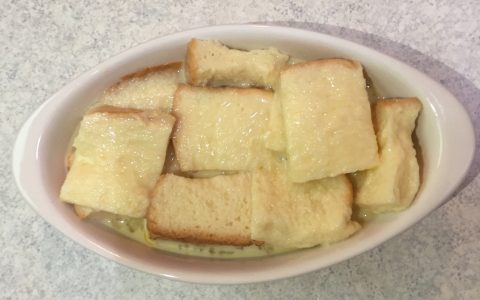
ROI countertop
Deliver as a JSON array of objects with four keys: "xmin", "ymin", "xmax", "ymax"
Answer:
[{"xmin": 1, "ymin": 0, "xmax": 479, "ymax": 299}]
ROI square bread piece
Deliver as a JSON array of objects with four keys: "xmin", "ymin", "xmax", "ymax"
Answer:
[
  {"xmin": 186, "ymin": 39, "xmax": 289, "ymax": 88},
  {"xmin": 172, "ymin": 85, "xmax": 271, "ymax": 171},
  {"xmin": 60, "ymin": 108, "xmax": 175, "ymax": 218},
  {"xmin": 251, "ymin": 154, "xmax": 360, "ymax": 249},
  {"xmin": 147, "ymin": 173, "xmax": 253, "ymax": 246},
  {"xmin": 96, "ymin": 62, "xmax": 182, "ymax": 111},
  {"xmin": 279, "ymin": 59, "xmax": 379, "ymax": 182},
  {"xmin": 351, "ymin": 98, "xmax": 422, "ymax": 214}
]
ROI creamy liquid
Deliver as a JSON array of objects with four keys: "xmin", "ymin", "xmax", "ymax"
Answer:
[{"xmin": 89, "ymin": 213, "xmax": 290, "ymax": 259}]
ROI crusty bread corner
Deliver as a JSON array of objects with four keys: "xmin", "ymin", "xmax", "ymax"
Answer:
[
  {"xmin": 95, "ymin": 62, "xmax": 183, "ymax": 112},
  {"xmin": 60, "ymin": 108, "xmax": 175, "ymax": 218},
  {"xmin": 88, "ymin": 105, "xmax": 176, "ymax": 125},
  {"xmin": 282, "ymin": 58, "xmax": 361, "ymax": 73},
  {"xmin": 73, "ymin": 205, "xmax": 95, "ymax": 219},
  {"xmin": 373, "ymin": 97, "xmax": 422, "ymax": 119},
  {"xmin": 185, "ymin": 39, "xmax": 201, "ymax": 86},
  {"xmin": 352, "ymin": 97, "xmax": 422, "ymax": 214},
  {"xmin": 185, "ymin": 38, "xmax": 289, "ymax": 88},
  {"xmin": 119, "ymin": 62, "xmax": 182, "ymax": 82},
  {"xmin": 65, "ymin": 148, "xmax": 75, "ymax": 171},
  {"xmin": 147, "ymin": 173, "xmax": 254, "ymax": 246}
]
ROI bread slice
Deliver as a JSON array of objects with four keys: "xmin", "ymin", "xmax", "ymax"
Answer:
[
  {"xmin": 96, "ymin": 62, "xmax": 182, "ymax": 111},
  {"xmin": 172, "ymin": 85, "xmax": 271, "ymax": 171},
  {"xmin": 264, "ymin": 94, "xmax": 286, "ymax": 152},
  {"xmin": 278, "ymin": 59, "xmax": 379, "ymax": 182},
  {"xmin": 251, "ymin": 154, "xmax": 360, "ymax": 249},
  {"xmin": 60, "ymin": 108, "xmax": 175, "ymax": 218},
  {"xmin": 147, "ymin": 173, "xmax": 253, "ymax": 245},
  {"xmin": 186, "ymin": 39, "xmax": 289, "ymax": 88},
  {"xmin": 351, "ymin": 98, "xmax": 422, "ymax": 213}
]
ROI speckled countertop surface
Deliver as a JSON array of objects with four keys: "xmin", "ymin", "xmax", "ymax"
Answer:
[{"xmin": 2, "ymin": 0, "xmax": 479, "ymax": 299}]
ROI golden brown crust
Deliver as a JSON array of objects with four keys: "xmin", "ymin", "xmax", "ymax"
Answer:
[
  {"xmin": 185, "ymin": 39, "xmax": 200, "ymax": 85},
  {"xmin": 147, "ymin": 221, "xmax": 254, "ymax": 246},
  {"xmin": 375, "ymin": 97, "xmax": 422, "ymax": 109},
  {"xmin": 105, "ymin": 62, "xmax": 182, "ymax": 96},
  {"xmin": 174, "ymin": 83, "xmax": 273, "ymax": 99},
  {"xmin": 119, "ymin": 62, "xmax": 182, "ymax": 82},
  {"xmin": 66, "ymin": 148, "xmax": 75, "ymax": 171},
  {"xmin": 74, "ymin": 205, "xmax": 94, "ymax": 219},
  {"xmin": 88, "ymin": 105, "xmax": 144, "ymax": 115},
  {"xmin": 282, "ymin": 58, "xmax": 360, "ymax": 73},
  {"xmin": 340, "ymin": 174, "xmax": 354, "ymax": 207},
  {"xmin": 374, "ymin": 98, "xmax": 422, "ymax": 133},
  {"xmin": 87, "ymin": 105, "xmax": 176, "ymax": 126}
]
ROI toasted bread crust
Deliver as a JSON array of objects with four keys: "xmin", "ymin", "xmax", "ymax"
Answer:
[
  {"xmin": 186, "ymin": 39, "xmax": 200, "ymax": 85},
  {"xmin": 147, "ymin": 221, "xmax": 253, "ymax": 246},
  {"xmin": 94, "ymin": 62, "xmax": 182, "ymax": 112},
  {"xmin": 105, "ymin": 62, "xmax": 183, "ymax": 94},
  {"xmin": 119, "ymin": 62, "xmax": 182, "ymax": 82},
  {"xmin": 341, "ymin": 174, "xmax": 354, "ymax": 207},
  {"xmin": 185, "ymin": 39, "xmax": 289, "ymax": 88},
  {"xmin": 282, "ymin": 58, "xmax": 360, "ymax": 73},
  {"xmin": 74, "ymin": 205, "xmax": 94, "ymax": 219},
  {"xmin": 375, "ymin": 97, "xmax": 422, "ymax": 109},
  {"xmin": 88, "ymin": 105, "xmax": 144, "ymax": 115},
  {"xmin": 88, "ymin": 105, "xmax": 176, "ymax": 126}
]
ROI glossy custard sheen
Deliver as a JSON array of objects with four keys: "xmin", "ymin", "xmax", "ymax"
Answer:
[
  {"xmin": 172, "ymin": 85, "xmax": 271, "ymax": 171},
  {"xmin": 74, "ymin": 55, "xmax": 385, "ymax": 259}
]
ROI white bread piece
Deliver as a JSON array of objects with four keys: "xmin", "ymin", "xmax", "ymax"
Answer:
[
  {"xmin": 147, "ymin": 173, "xmax": 253, "ymax": 245},
  {"xmin": 186, "ymin": 39, "xmax": 289, "ymax": 88},
  {"xmin": 264, "ymin": 94, "xmax": 286, "ymax": 152},
  {"xmin": 172, "ymin": 85, "xmax": 271, "ymax": 171},
  {"xmin": 251, "ymin": 154, "xmax": 360, "ymax": 248},
  {"xmin": 351, "ymin": 98, "xmax": 422, "ymax": 213},
  {"xmin": 278, "ymin": 59, "xmax": 379, "ymax": 182},
  {"xmin": 97, "ymin": 62, "xmax": 182, "ymax": 112},
  {"xmin": 60, "ymin": 108, "xmax": 175, "ymax": 218}
]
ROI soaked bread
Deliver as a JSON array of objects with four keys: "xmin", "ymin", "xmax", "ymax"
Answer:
[
  {"xmin": 60, "ymin": 108, "xmax": 175, "ymax": 217},
  {"xmin": 351, "ymin": 98, "xmax": 422, "ymax": 213},
  {"xmin": 172, "ymin": 84, "xmax": 271, "ymax": 171},
  {"xmin": 278, "ymin": 59, "xmax": 379, "ymax": 182},
  {"xmin": 148, "ymin": 173, "xmax": 253, "ymax": 245},
  {"xmin": 186, "ymin": 39, "xmax": 289, "ymax": 88}
]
